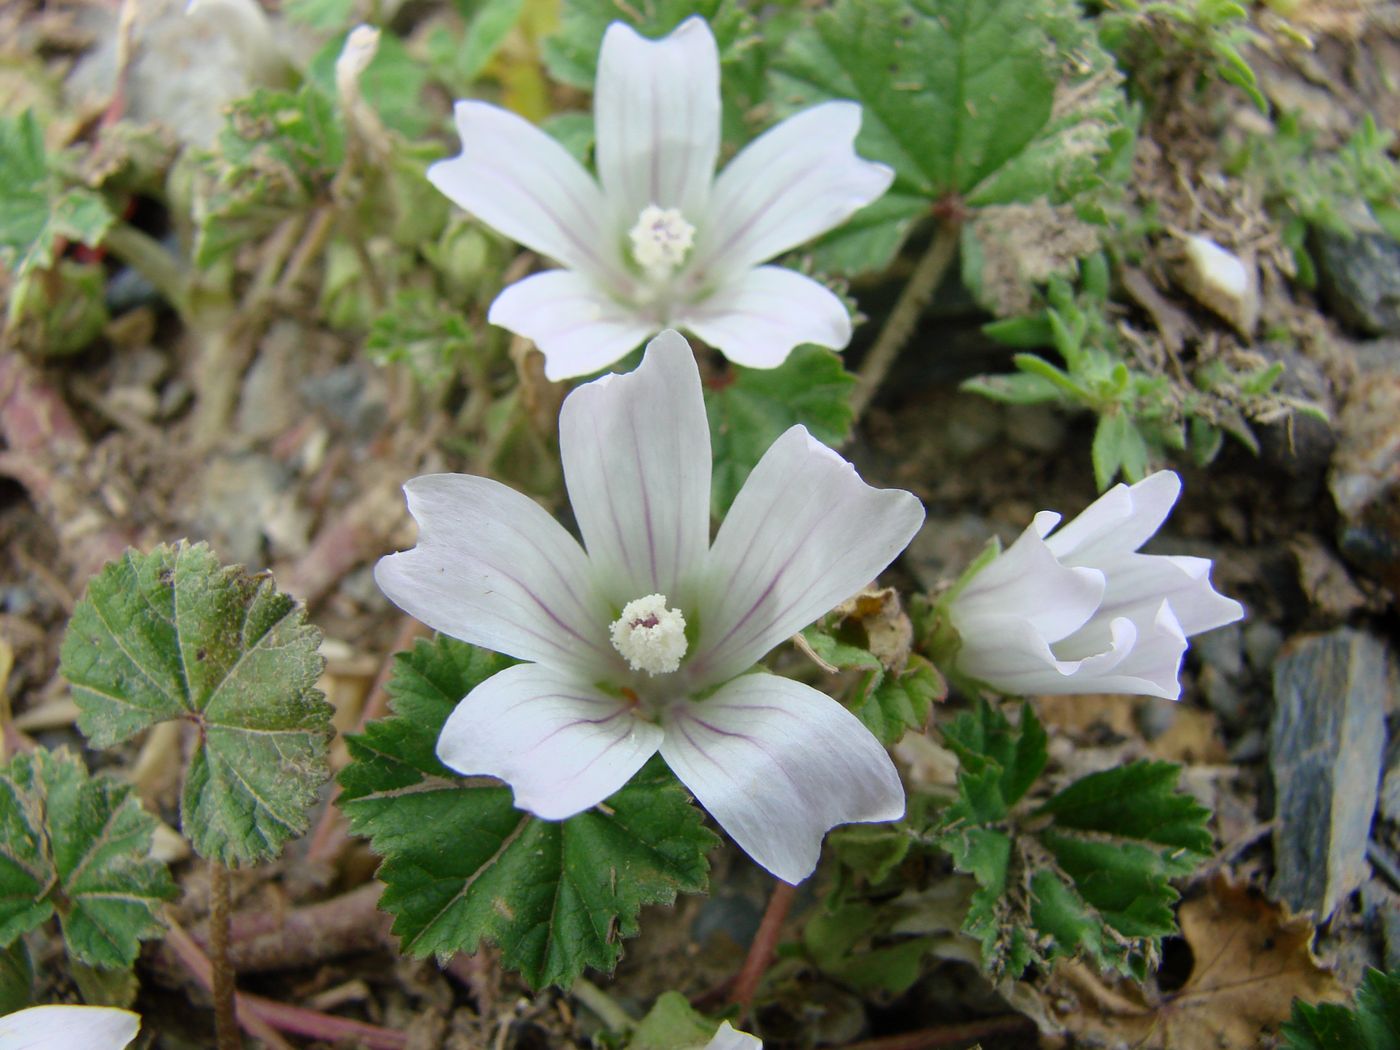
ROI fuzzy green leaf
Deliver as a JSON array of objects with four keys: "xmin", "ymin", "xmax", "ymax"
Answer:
[
  {"xmin": 936, "ymin": 699, "xmax": 1211, "ymax": 978},
  {"xmin": 1282, "ymin": 968, "xmax": 1400, "ymax": 1050},
  {"xmin": 0, "ymin": 748, "xmax": 174, "ymax": 970},
  {"xmin": 191, "ymin": 86, "xmax": 346, "ymax": 267},
  {"xmin": 338, "ymin": 636, "xmax": 716, "ymax": 989},
  {"xmin": 771, "ymin": 0, "xmax": 1127, "ymax": 273},
  {"xmin": 627, "ymin": 992, "xmax": 724, "ymax": 1050},
  {"xmin": 802, "ymin": 630, "xmax": 942, "ymax": 745},
  {"xmin": 0, "ymin": 111, "xmax": 113, "ymax": 283},
  {"xmin": 705, "ymin": 345, "xmax": 856, "ymax": 517},
  {"xmin": 60, "ymin": 542, "xmax": 331, "ymax": 866}
]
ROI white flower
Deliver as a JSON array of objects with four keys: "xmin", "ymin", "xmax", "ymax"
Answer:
[
  {"xmin": 375, "ymin": 330, "xmax": 924, "ymax": 883},
  {"xmin": 705, "ymin": 1021, "xmax": 762, "ymax": 1049},
  {"xmin": 427, "ymin": 17, "xmax": 893, "ymax": 380},
  {"xmin": 0, "ymin": 1005, "xmax": 140, "ymax": 1049},
  {"xmin": 947, "ymin": 471, "xmax": 1244, "ymax": 699}
]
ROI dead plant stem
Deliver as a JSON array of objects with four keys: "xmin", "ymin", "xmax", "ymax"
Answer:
[
  {"xmin": 851, "ymin": 218, "xmax": 961, "ymax": 420},
  {"xmin": 839, "ymin": 1014, "xmax": 1034, "ymax": 1049},
  {"xmin": 209, "ymin": 861, "xmax": 241, "ymax": 1050}
]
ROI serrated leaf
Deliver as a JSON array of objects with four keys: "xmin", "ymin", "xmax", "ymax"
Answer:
[
  {"xmin": 1282, "ymin": 968, "xmax": 1400, "ymax": 1050},
  {"xmin": 1092, "ymin": 411, "xmax": 1152, "ymax": 490},
  {"xmin": 60, "ymin": 542, "xmax": 331, "ymax": 866},
  {"xmin": 627, "ymin": 991, "xmax": 721, "ymax": 1050},
  {"xmin": 338, "ymin": 635, "xmax": 716, "ymax": 989},
  {"xmin": 366, "ymin": 288, "xmax": 476, "ymax": 390},
  {"xmin": 191, "ymin": 86, "xmax": 346, "ymax": 267},
  {"xmin": 802, "ymin": 630, "xmax": 942, "ymax": 745},
  {"xmin": 705, "ymin": 345, "xmax": 855, "ymax": 517},
  {"xmin": 0, "ymin": 748, "xmax": 174, "ymax": 970},
  {"xmin": 0, "ymin": 941, "xmax": 32, "ymax": 1014},
  {"xmin": 935, "ymin": 699, "xmax": 1211, "ymax": 978},
  {"xmin": 771, "ymin": 0, "xmax": 1126, "ymax": 273},
  {"xmin": 0, "ymin": 111, "xmax": 113, "ymax": 288}
]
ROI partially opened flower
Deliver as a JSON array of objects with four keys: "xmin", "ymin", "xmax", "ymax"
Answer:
[
  {"xmin": 946, "ymin": 471, "xmax": 1243, "ymax": 699},
  {"xmin": 428, "ymin": 17, "xmax": 892, "ymax": 380},
  {"xmin": 376, "ymin": 330, "xmax": 923, "ymax": 883},
  {"xmin": 0, "ymin": 1005, "xmax": 139, "ymax": 1049}
]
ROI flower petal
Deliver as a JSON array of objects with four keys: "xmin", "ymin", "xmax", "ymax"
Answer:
[
  {"xmin": 1045, "ymin": 470, "xmax": 1182, "ymax": 563},
  {"xmin": 1094, "ymin": 553, "xmax": 1244, "ymax": 638},
  {"xmin": 428, "ymin": 101, "xmax": 621, "ymax": 281},
  {"xmin": 594, "ymin": 17, "xmax": 720, "ymax": 225},
  {"xmin": 375, "ymin": 474, "xmax": 617, "ymax": 677},
  {"xmin": 489, "ymin": 270, "xmax": 658, "ymax": 380},
  {"xmin": 438, "ymin": 664, "xmax": 664, "ymax": 820},
  {"xmin": 674, "ymin": 266, "xmax": 853, "ymax": 367},
  {"xmin": 705, "ymin": 1022, "xmax": 763, "ymax": 1050},
  {"xmin": 951, "ymin": 522, "xmax": 1105, "ymax": 645},
  {"xmin": 660, "ymin": 674, "xmax": 904, "ymax": 884},
  {"xmin": 691, "ymin": 101, "xmax": 893, "ymax": 276},
  {"xmin": 559, "ymin": 330, "xmax": 711, "ymax": 605},
  {"xmin": 0, "ymin": 1006, "xmax": 140, "ymax": 1049},
  {"xmin": 687, "ymin": 427, "xmax": 924, "ymax": 688}
]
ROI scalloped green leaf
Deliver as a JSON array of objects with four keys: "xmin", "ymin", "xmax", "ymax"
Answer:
[
  {"xmin": 0, "ymin": 748, "xmax": 174, "ymax": 970},
  {"xmin": 936, "ymin": 699, "xmax": 1210, "ymax": 978},
  {"xmin": 338, "ymin": 636, "xmax": 716, "ymax": 989},
  {"xmin": 60, "ymin": 542, "xmax": 331, "ymax": 866},
  {"xmin": 770, "ymin": 0, "xmax": 1128, "ymax": 274},
  {"xmin": 705, "ymin": 345, "xmax": 856, "ymax": 517},
  {"xmin": 1282, "ymin": 968, "xmax": 1400, "ymax": 1050}
]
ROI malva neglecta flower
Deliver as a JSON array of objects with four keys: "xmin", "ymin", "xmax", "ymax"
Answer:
[
  {"xmin": 427, "ymin": 17, "xmax": 893, "ymax": 380},
  {"xmin": 0, "ymin": 1005, "xmax": 139, "ymax": 1049},
  {"xmin": 375, "ymin": 330, "xmax": 924, "ymax": 883},
  {"xmin": 946, "ymin": 471, "xmax": 1243, "ymax": 699}
]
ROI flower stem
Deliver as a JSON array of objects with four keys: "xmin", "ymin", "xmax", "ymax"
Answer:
[
  {"xmin": 839, "ymin": 1014, "xmax": 1035, "ymax": 1049},
  {"xmin": 571, "ymin": 978, "xmax": 636, "ymax": 1034},
  {"xmin": 730, "ymin": 879, "xmax": 797, "ymax": 1020},
  {"xmin": 851, "ymin": 217, "xmax": 962, "ymax": 420},
  {"xmin": 102, "ymin": 223, "xmax": 191, "ymax": 319},
  {"xmin": 209, "ymin": 861, "xmax": 242, "ymax": 1050}
]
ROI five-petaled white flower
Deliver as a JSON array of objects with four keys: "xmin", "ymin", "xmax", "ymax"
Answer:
[
  {"xmin": 427, "ymin": 17, "xmax": 893, "ymax": 380},
  {"xmin": 947, "ymin": 471, "xmax": 1243, "ymax": 699},
  {"xmin": 375, "ymin": 330, "xmax": 924, "ymax": 883},
  {"xmin": 0, "ymin": 1005, "xmax": 140, "ymax": 1049}
]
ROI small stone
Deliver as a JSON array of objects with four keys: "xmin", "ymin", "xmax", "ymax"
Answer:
[
  {"xmin": 1243, "ymin": 621, "xmax": 1284, "ymax": 675},
  {"xmin": 1191, "ymin": 621, "xmax": 1245, "ymax": 681},
  {"xmin": 1328, "ymin": 365, "xmax": 1400, "ymax": 596},
  {"xmin": 944, "ymin": 397, "xmax": 1003, "ymax": 458},
  {"xmin": 1178, "ymin": 234, "xmax": 1259, "ymax": 337},
  {"xmin": 1200, "ymin": 664, "xmax": 1248, "ymax": 725},
  {"xmin": 1313, "ymin": 227, "xmax": 1400, "ymax": 336},
  {"xmin": 1269, "ymin": 628, "xmax": 1392, "ymax": 919},
  {"xmin": 1136, "ymin": 699, "xmax": 1176, "ymax": 741},
  {"xmin": 1382, "ymin": 733, "xmax": 1400, "ymax": 824}
]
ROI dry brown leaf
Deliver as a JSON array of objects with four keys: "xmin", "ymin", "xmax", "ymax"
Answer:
[
  {"xmin": 830, "ymin": 585, "xmax": 915, "ymax": 674},
  {"xmin": 1045, "ymin": 875, "xmax": 1346, "ymax": 1049}
]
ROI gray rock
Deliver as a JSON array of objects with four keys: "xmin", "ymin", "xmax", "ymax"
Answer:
[
  {"xmin": 1244, "ymin": 621, "xmax": 1284, "ymax": 675},
  {"xmin": 1270, "ymin": 629, "xmax": 1393, "ymax": 919},
  {"xmin": 191, "ymin": 453, "xmax": 292, "ymax": 569},
  {"xmin": 1382, "ymin": 732, "xmax": 1400, "ymax": 824},
  {"xmin": 1314, "ymin": 227, "xmax": 1400, "ymax": 336}
]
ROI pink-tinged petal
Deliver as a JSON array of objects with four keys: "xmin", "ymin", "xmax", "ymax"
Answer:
[
  {"xmin": 1045, "ymin": 471, "xmax": 1182, "ymax": 563},
  {"xmin": 489, "ymin": 271, "xmax": 657, "ymax": 380},
  {"xmin": 691, "ymin": 101, "xmax": 893, "ymax": 277},
  {"xmin": 559, "ymin": 330, "xmax": 710, "ymax": 605},
  {"xmin": 705, "ymin": 1022, "xmax": 763, "ymax": 1050},
  {"xmin": 951, "ymin": 522, "xmax": 1105, "ymax": 646},
  {"xmin": 594, "ymin": 17, "xmax": 720, "ymax": 224},
  {"xmin": 1094, "ymin": 553, "xmax": 1244, "ymax": 638},
  {"xmin": 660, "ymin": 674, "xmax": 904, "ymax": 884},
  {"xmin": 673, "ymin": 266, "xmax": 853, "ymax": 367},
  {"xmin": 438, "ymin": 664, "xmax": 663, "ymax": 820},
  {"xmin": 0, "ymin": 1006, "xmax": 140, "ymax": 1049},
  {"xmin": 428, "ymin": 101, "xmax": 621, "ymax": 282},
  {"xmin": 375, "ymin": 474, "xmax": 618, "ymax": 678},
  {"xmin": 687, "ymin": 427, "xmax": 924, "ymax": 687}
]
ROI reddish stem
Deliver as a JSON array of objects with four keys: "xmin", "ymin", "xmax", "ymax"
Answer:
[
  {"xmin": 730, "ymin": 880, "xmax": 797, "ymax": 1019},
  {"xmin": 163, "ymin": 916, "xmax": 293, "ymax": 1050}
]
